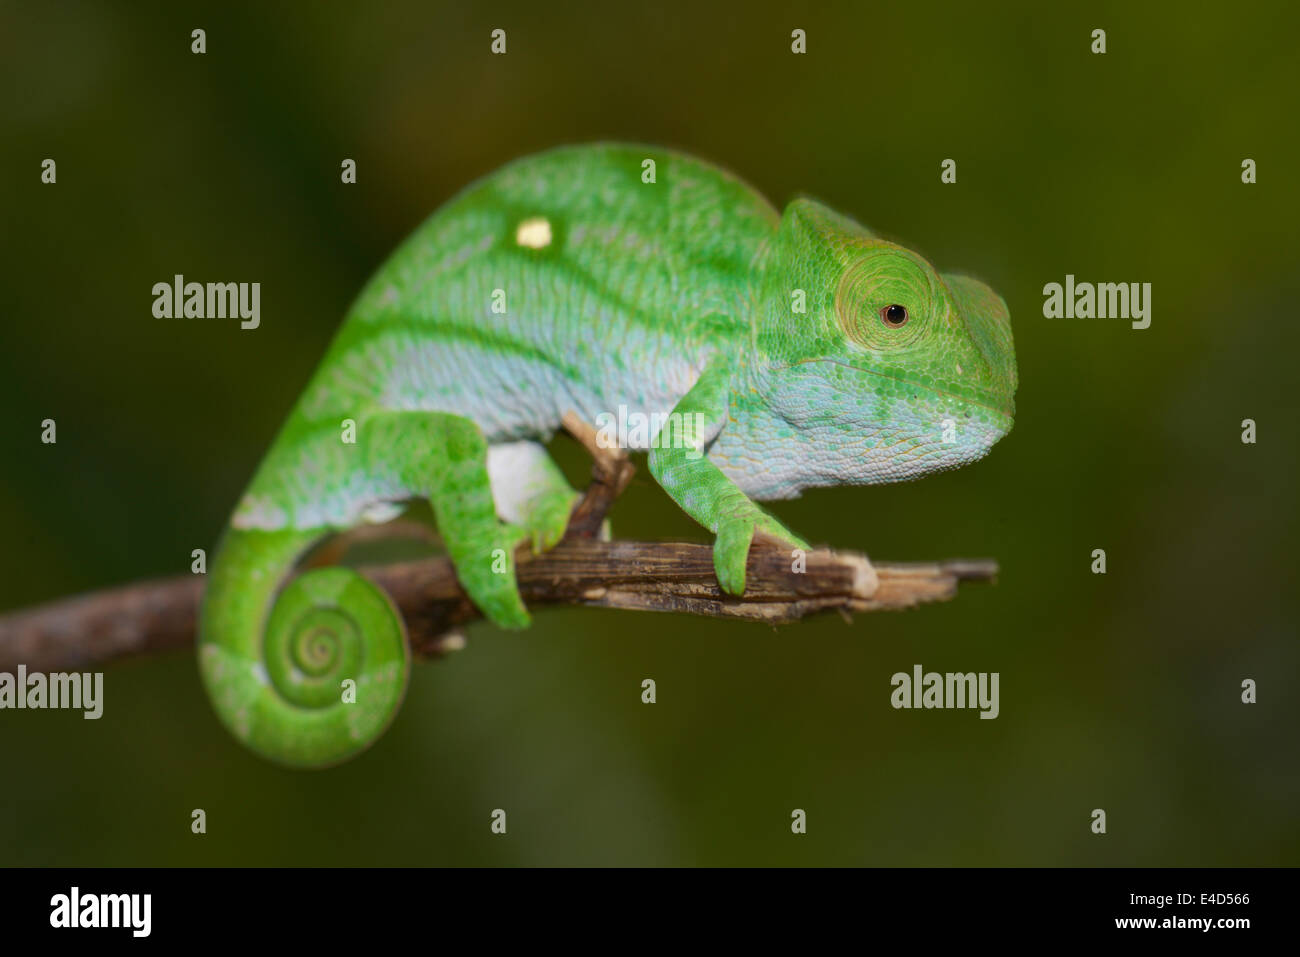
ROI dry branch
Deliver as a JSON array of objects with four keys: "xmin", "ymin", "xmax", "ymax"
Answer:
[{"xmin": 0, "ymin": 412, "xmax": 998, "ymax": 672}]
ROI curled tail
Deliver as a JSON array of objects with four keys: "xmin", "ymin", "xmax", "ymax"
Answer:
[{"xmin": 198, "ymin": 527, "xmax": 410, "ymax": 768}]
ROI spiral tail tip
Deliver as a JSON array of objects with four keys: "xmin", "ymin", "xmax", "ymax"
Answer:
[{"xmin": 202, "ymin": 566, "xmax": 411, "ymax": 768}]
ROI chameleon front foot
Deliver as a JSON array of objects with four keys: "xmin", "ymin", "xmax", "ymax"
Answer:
[{"xmin": 713, "ymin": 510, "xmax": 810, "ymax": 596}]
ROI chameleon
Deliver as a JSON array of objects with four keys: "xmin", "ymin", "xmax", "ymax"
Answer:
[{"xmin": 199, "ymin": 143, "xmax": 1018, "ymax": 767}]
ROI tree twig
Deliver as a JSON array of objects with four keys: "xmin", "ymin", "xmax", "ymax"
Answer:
[{"xmin": 0, "ymin": 412, "xmax": 999, "ymax": 672}]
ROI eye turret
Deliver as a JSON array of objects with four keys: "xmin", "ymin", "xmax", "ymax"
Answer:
[{"xmin": 835, "ymin": 243, "xmax": 936, "ymax": 349}]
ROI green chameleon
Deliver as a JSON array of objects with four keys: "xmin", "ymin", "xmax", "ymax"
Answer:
[{"xmin": 199, "ymin": 143, "xmax": 1018, "ymax": 767}]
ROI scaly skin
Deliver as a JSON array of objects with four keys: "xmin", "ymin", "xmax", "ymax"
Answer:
[{"xmin": 199, "ymin": 143, "xmax": 1018, "ymax": 766}]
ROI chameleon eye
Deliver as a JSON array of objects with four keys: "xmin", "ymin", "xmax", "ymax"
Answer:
[
  {"xmin": 836, "ymin": 246, "xmax": 933, "ymax": 349},
  {"xmin": 880, "ymin": 304, "xmax": 909, "ymax": 328}
]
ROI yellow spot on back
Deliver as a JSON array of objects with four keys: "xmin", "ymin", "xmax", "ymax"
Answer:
[{"xmin": 516, "ymin": 217, "xmax": 552, "ymax": 249}]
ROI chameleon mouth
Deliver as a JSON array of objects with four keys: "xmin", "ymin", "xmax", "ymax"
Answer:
[
  {"xmin": 975, "ymin": 404, "xmax": 1015, "ymax": 438},
  {"xmin": 778, "ymin": 357, "xmax": 1015, "ymax": 423}
]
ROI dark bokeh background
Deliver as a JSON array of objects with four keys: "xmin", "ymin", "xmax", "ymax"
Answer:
[{"xmin": 2, "ymin": 1, "xmax": 1296, "ymax": 865}]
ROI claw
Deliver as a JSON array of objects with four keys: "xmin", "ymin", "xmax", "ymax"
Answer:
[{"xmin": 713, "ymin": 516, "xmax": 756, "ymax": 596}]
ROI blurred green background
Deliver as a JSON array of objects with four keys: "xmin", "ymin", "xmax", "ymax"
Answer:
[{"xmin": 2, "ymin": 1, "xmax": 1296, "ymax": 866}]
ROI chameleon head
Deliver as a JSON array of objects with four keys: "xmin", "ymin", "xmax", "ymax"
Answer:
[{"xmin": 751, "ymin": 199, "xmax": 1017, "ymax": 486}]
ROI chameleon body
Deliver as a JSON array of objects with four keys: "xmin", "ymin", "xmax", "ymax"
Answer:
[{"xmin": 199, "ymin": 143, "xmax": 1017, "ymax": 767}]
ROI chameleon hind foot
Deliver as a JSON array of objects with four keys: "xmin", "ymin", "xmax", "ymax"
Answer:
[
  {"xmin": 486, "ymin": 439, "xmax": 581, "ymax": 553},
  {"xmin": 519, "ymin": 487, "xmax": 580, "ymax": 552},
  {"xmin": 447, "ymin": 520, "xmax": 533, "ymax": 629},
  {"xmin": 365, "ymin": 411, "xmax": 534, "ymax": 630}
]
